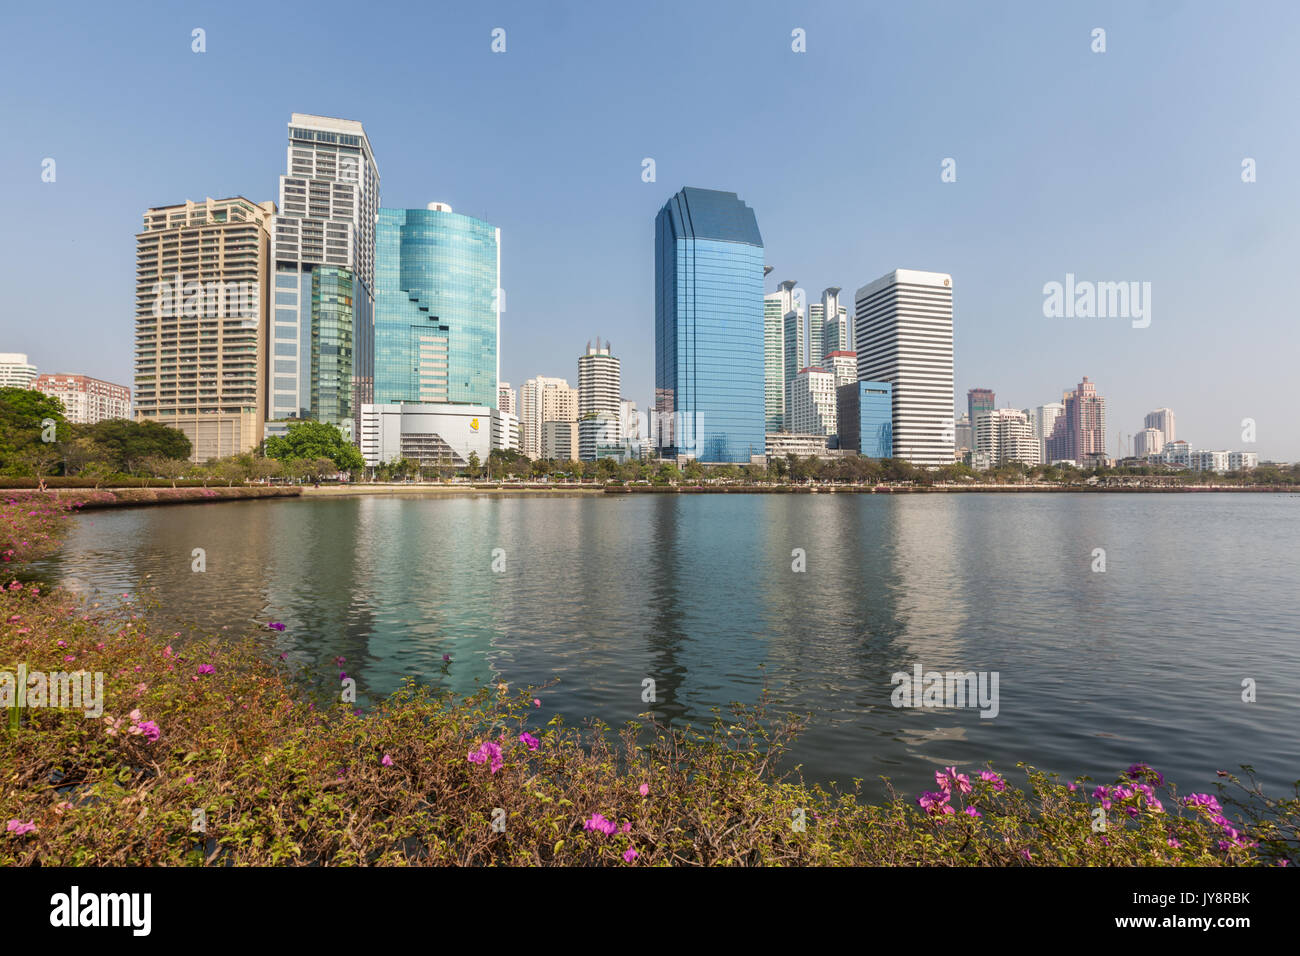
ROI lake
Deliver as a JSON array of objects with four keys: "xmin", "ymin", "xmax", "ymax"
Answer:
[{"xmin": 26, "ymin": 491, "xmax": 1300, "ymax": 800}]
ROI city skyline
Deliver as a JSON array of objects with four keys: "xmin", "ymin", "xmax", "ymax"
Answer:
[{"xmin": 4, "ymin": 1, "xmax": 1299, "ymax": 458}]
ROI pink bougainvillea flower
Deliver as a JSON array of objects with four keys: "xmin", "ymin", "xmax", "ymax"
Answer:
[
  {"xmin": 639, "ymin": 783, "xmax": 649, "ymax": 797},
  {"xmin": 136, "ymin": 721, "xmax": 161, "ymax": 742},
  {"xmin": 381, "ymin": 754, "xmax": 394, "ymax": 767},
  {"xmin": 533, "ymin": 698, "xmax": 541, "ymax": 708},
  {"xmin": 978, "ymin": 770, "xmax": 1006, "ymax": 791},
  {"xmin": 623, "ymin": 847, "xmax": 638, "ymax": 863},
  {"xmin": 519, "ymin": 732, "xmax": 540, "ymax": 751},
  {"xmin": 1167, "ymin": 837, "xmax": 1182, "ymax": 848},
  {"xmin": 6, "ymin": 820, "xmax": 36, "ymax": 836},
  {"xmin": 467, "ymin": 741, "xmax": 504, "ymax": 774},
  {"xmin": 622, "ymin": 822, "xmax": 632, "ymax": 833},
  {"xmin": 56, "ymin": 640, "xmax": 66, "ymax": 648},
  {"xmin": 442, "ymin": 654, "xmax": 451, "ymax": 663},
  {"xmin": 583, "ymin": 813, "xmax": 617, "ymax": 836},
  {"xmin": 197, "ymin": 664, "xmax": 215, "ymax": 675},
  {"xmin": 266, "ymin": 622, "xmax": 286, "ymax": 631},
  {"xmin": 964, "ymin": 806, "xmax": 982, "ymax": 818}
]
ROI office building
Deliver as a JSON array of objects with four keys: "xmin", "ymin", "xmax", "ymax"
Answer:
[
  {"xmin": 782, "ymin": 296, "xmax": 806, "ymax": 431},
  {"xmin": 1031, "ymin": 402, "xmax": 1065, "ymax": 464},
  {"xmin": 542, "ymin": 420, "xmax": 579, "ymax": 461},
  {"xmin": 1045, "ymin": 377, "xmax": 1106, "ymax": 464},
  {"xmin": 498, "ymin": 383, "xmax": 516, "ymax": 416},
  {"xmin": 825, "ymin": 350, "xmax": 857, "ymax": 387},
  {"xmin": 0, "ymin": 353, "xmax": 38, "ymax": 388},
  {"xmin": 813, "ymin": 287, "xmax": 851, "ymax": 363},
  {"xmin": 765, "ymin": 432, "xmax": 829, "ymax": 461},
  {"xmin": 967, "ymin": 388, "xmax": 996, "ymax": 427},
  {"xmin": 374, "ymin": 202, "xmax": 500, "ymax": 410},
  {"xmin": 953, "ymin": 414, "xmax": 973, "ymax": 455},
  {"xmin": 360, "ymin": 402, "xmax": 508, "ymax": 468},
  {"xmin": 519, "ymin": 376, "xmax": 578, "ymax": 459},
  {"xmin": 269, "ymin": 114, "xmax": 380, "ymax": 439},
  {"xmin": 788, "ymin": 367, "xmax": 837, "ymax": 437},
  {"xmin": 655, "ymin": 188, "xmax": 766, "ymax": 463},
  {"xmin": 836, "ymin": 381, "xmax": 893, "ymax": 458},
  {"xmin": 134, "ymin": 196, "xmax": 274, "ymax": 460},
  {"xmin": 764, "ymin": 280, "xmax": 797, "ymax": 433},
  {"xmin": 854, "ymin": 269, "xmax": 954, "ymax": 467},
  {"xmin": 1144, "ymin": 408, "xmax": 1176, "ymax": 446},
  {"xmin": 577, "ymin": 338, "xmax": 621, "ymax": 461},
  {"xmin": 31, "ymin": 374, "xmax": 131, "ymax": 424}
]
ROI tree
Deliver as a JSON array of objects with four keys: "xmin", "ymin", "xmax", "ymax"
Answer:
[
  {"xmin": 142, "ymin": 456, "xmax": 186, "ymax": 487},
  {"xmin": 79, "ymin": 418, "xmax": 191, "ymax": 473},
  {"xmin": 263, "ymin": 420, "xmax": 363, "ymax": 473},
  {"xmin": 466, "ymin": 450, "xmax": 481, "ymax": 480},
  {"xmin": 0, "ymin": 387, "xmax": 71, "ymax": 472}
]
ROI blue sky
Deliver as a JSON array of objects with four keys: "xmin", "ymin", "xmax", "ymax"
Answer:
[{"xmin": 3, "ymin": 0, "xmax": 1298, "ymax": 458}]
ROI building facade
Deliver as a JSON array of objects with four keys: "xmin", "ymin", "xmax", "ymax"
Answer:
[
  {"xmin": 359, "ymin": 402, "xmax": 506, "ymax": 468},
  {"xmin": 133, "ymin": 196, "xmax": 274, "ymax": 461},
  {"xmin": 764, "ymin": 280, "xmax": 797, "ymax": 433},
  {"xmin": 0, "ymin": 353, "xmax": 38, "ymax": 388},
  {"xmin": 519, "ymin": 376, "xmax": 578, "ymax": 459},
  {"xmin": 814, "ymin": 287, "xmax": 850, "ymax": 364},
  {"xmin": 1144, "ymin": 408, "xmax": 1176, "ymax": 446},
  {"xmin": 655, "ymin": 187, "xmax": 766, "ymax": 463},
  {"xmin": 498, "ymin": 382, "xmax": 516, "ymax": 416},
  {"xmin": 854, "ymin": 269, "xmax": 954, "ymax": 467},
  {"xmin": 1045, "ymin": 377, "xmax": 1106, "ymax": 464},
  {"xmin": 765, "ymin": 431, "xmax": 829, "ymax": 461},
  {"xmin": 374, "ymin": 203, "xmax": 500, "ymax": 411},
  {"xmin": 542, "ymin": 420, "xmax": 579, "ymax": 461},
  {"xmin": 788, "ymin": 367, "xmax": 837, "ymax": 437},
  {"xmin": 975, "ymin": 408, "xmax": 1041, "ymax": 468},
  {"xmin": 1134, "ymin": 426, "xmax": 1164, "ymax": 458},
  {"xmin": 836, "ymin": 381, "xmax": 893, "ymax": 458},
  {"xmin": 31, "ymin": 374, "xmax": 131, "ymax": 425},
  {"xmin": 577, "ymin": 339, "xmax": 621, "ymax": 461},
  {"xmin": 269, "ymin": 114, "xmax": 380, "ymax": 440}
]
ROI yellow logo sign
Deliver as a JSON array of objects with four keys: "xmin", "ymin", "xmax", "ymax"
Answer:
[{"xmin": 470, "ymin": 418, "xmax": 480, "ymax": 432}]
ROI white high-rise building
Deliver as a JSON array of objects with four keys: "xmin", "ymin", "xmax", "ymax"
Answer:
[
  {"xmin": 577, "ymin": 339, "xmax": 621, "ymax": 461},
  {"xmin": 815, "ymin": 287, "xmax": 851, "ymax": 363},
  {"xmin": 826, "ymin": 351, "xmax": 857, "ymax": 387},
  {"xmin": 854, "ymin": 270, "xmax": 954, "ymax": 467},
  {"xmin": 1144, "ymin": 408, "xmax": 1176, "ymax": 446},
  {"xmin": 1033, "ymin": 402, "xmax": 1065, "ymax": 465},
  {"xmin": 269, "ymin": 114, "xmax": 380, "ymax": 440},
  {"xmin": 498, "ymin": 383, "xmax": 516, "ymax": 416},
  {"xmin": 789, "ymin": 367, "xmax": 837, "ymax": 437},
  {"xmin": 519, "ymin": 376, "xmax": 578, "ymax": 459},
  {"xmin": 0, "ymin": 353, "xmax": 38, "ymax": 388},
  {"xmin": 764, "ymin": 279, "xmax": 797, "ymax": 433},
  {"xmin": 1134, "ymin": 426, "xmax": 1164, "ymax": 458},
  {"xmin": 975, "ymin": 408, "xmax": 1041, "ymax": 467}
]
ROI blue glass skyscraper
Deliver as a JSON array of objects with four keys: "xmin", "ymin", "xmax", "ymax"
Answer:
[
  {"xmin": 654, "ymin": 187, "xmax": 765, "ymax": 463},
  {"xmin": 374, "ymin": 203, "xmax": 500, "ymax": 408}
]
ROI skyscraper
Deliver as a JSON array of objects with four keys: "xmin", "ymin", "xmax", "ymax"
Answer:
[
  {"xmin": 373, "ymin": 203, "xmax": 500, "ymax": 409},
  {"xmin": 578, "ymin": 338, "xmax": 621, "ymax": 461},
  {"xmin": 1046, "ymin": 377, "xmax": 1107, "ymax": 464},
  {"xmin": 975, "ymin": 408, "xmax": 1041, "ymax": 467},
  {"xmin": 967, "ymin": 388, "xmax": 996, "ymax": 429},
  {"xmin": 763, "ymin": 279, "xmax": 797, "ymax": 433},
  {"xmin": 655, "ymin": 188, "xmax": 765, "ymax": 463},
  {"xmin": 1134, "ymin": 427, "xmax": 1164, "ymax": 458},
  {"xmin": 133, "ymin": 197, "xmax": 274, "ymax": 460},
  {"xmin": 836, "ymin": 381, "xmax": 893, "ymax": 458},
  {"xmin": 854, "ymin": 270, "xmax": 954, "ymax": 467},
  {"xmin": 1144, "ymin": 408, "xmax": 1176, "ymax": 446},
  {"xmin": 813, "ymin": 287, "xmax": 850, "ymax": 364},
  {"xmin": 269, "ymin": 114, "xmax": 380, "ymax": 440}
]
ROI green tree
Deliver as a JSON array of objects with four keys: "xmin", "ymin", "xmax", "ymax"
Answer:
[
  {"xmin": 0, "ymin": 387, "xmax": 71, "ymax": 472},
  {"xmin": 79, "ymin": 418, "xmax": 191, "ymax": 473},
  {"xmin": 263, "ymin": 420, "xmax": 363, "ymax": 472}
]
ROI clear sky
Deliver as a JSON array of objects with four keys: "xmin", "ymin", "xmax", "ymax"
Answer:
[{"xmin": 3, "ymin": 0, "xmax": 1298, "ymax": 459}]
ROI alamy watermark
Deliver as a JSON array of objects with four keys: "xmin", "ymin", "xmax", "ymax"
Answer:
[
  {"xmin": 1, "ymin": 665, "xmax": 104, "ymax": 718},
  {"xmin": 891, "ymin": 664, "xmax": 1000, "ymax": 719},
  {"xmin": 152, "ymin": 273, "xmax": 259, "ymax": 323},
  {"xmin": 1042, "ymin": 273, "xmax": 1151, "ymax": 329}
]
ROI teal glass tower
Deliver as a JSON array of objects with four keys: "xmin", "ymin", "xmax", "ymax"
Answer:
[
  {"xmin": 654, "ymin": 187, "xmax": 765, "ymax": 463},
  {"xmin": 374, "ymin": 203, "xmax": 500, "ymax": 408}
]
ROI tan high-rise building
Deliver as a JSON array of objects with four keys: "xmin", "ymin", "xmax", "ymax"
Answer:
[
  {"xmin": 519, "ymin": 376, "xmax": 578, "ymax": 459},
  {"xmin": 134, "ymin": 197, "xmax": 275, "ymax": 461}
]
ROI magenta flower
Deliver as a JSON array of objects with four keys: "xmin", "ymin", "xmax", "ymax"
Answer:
[
  {"xmin": 6, "ymin": 820, "xmax": 36, "ymax": 836},
  {"xmin": 936, "ymin": 767, "xmax": 972, "ymax": 794},
  {"xmin": 266, "ymin": 622, "xmax": 286, "ymax": 631},
  {"xmin": 583, "ymin": 813, "xmax": 617, "ymax": 836},
  {"xmin": 533, "ymin": 698, "xmax": 541, "ymax": 708},
  {"xmin": 1126, "ymin": 763, "xmax": 1164, "ymax": 785},
  {"xmin": 1184, "ymin": 793, "xmax": 1222, "ymax": 813},
  {"xmin": 467, "ymin": 741, "xmax": 504, "ymax": 774},
  {"xmin": 1167, "ymin": 837, "xmax": 1182, "ymax": 848},
  {"xmin": 639, "ymin": 783, "xmax": 649, "ymax": 797},
  {"xmin": 918, "ymin": 790, "xmax": 951, "ymax": 815},
  {"xmin": 136, "ymin": 721, "xmax": 161, "ymax": 742},
  {"xmin": 978, "ymin": 770, "xmax": 1006, "ymax": 792},
  {"xmin": 623, "ymin": 847, "xmax": 638, "ymax": 863},
  {"xmin": 964, "ymin": 806, "xmax": 982, "ymax": 818},
  {"xmin": 622, "ymin": 821, "xmax": 632, "ymax": 833},
  {"xmin": 442, "ymin": 654, "xmax": 451, "ymax": 663},
  {"xmin": 381, "ymin": 754, "xmax": 393, "ymax": 766},
  {"xmin": 197, "ymin": 664, "xmax": 215, "ymax": 675},
  {"xmin": 519, "ymin": 732, "xmax": 540, "ymax": 751}
]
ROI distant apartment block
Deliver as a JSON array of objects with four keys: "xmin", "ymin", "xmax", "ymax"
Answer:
[
  {"xmin": 1144, "ymin": 407, "xmax": 1176, "ymax": 446},
  {"xmin": 578, "ymin": 338, "xmax": 621, "ymax": 461},
  {"xmin": 1134, "ymin": 426, "xmax": 1164, "ymax": 458},
  {"xmin": 824, "ymin": 350, "xmax": 857, "ymax": 387},
  {"xmin": 975, "ymin": 408, "xmax": 1041, "ymax": 468},
  {"xmin": 789, "ymin": 367, "xmax": 837, "ymax": 437},
  {"xmin": 519, "ymin": 376, "xmax": 578, "ymax": 459},
  {"xmin": 1045, "ymin": 377, "xmax": 1106, "ymax": 464},
  {"xmin": 31, "ymin": 374, "xmax": 131, "ymax": 424},
  {"xmin": 133, "ymin": 196, "xmax": 274, "ymax": 461},
  {"xmin": 0, "ymin": 353, "xmax": 38, "ymax": 389},
  {"xmin": 542, "ymin": 420, "xmax": 579, "ymax": 461},
  {"xmin": 765, "ymin": 431, "xmax": 829, "ymax": 461},
  {"xmin": 1227, "ymin": 451, "xmax": 1258, "ymax": 471},
  {"xmin": 498, "ymin": 382, "xmax": 516, "ymax": 416}
]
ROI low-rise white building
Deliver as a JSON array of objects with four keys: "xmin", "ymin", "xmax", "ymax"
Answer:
[
  {"xmin": 1227, "ymin": 451, "xmax": 1258, "ymax": 471},
  {"xmin": 361, "ymin": 403, "xmax": 509, "ymax": 468}
]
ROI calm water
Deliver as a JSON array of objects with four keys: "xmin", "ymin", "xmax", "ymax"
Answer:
[{"xmin": 25, "ymin": 492, "xmax": 1300, "ymax": 799}]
